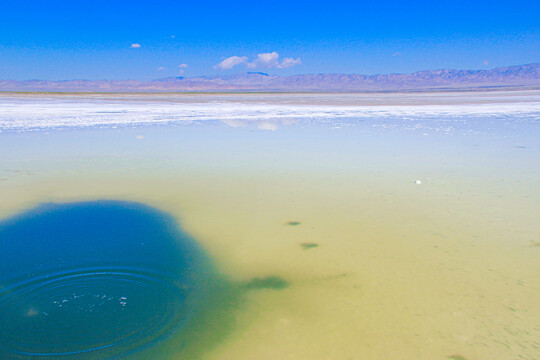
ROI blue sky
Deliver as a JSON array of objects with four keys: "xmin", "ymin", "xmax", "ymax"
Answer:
[{"xmin": 0, "ymin": 0, "xmax": 539, "ymax": 80}]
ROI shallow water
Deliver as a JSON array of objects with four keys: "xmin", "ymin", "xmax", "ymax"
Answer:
[{"xmin": 0, "ymin": 92, "xmax": 539, "ymax": 360}]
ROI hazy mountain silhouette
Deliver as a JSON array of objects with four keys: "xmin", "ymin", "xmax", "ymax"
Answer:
[{"xmin": 1, "ymin": 63, "xmax": 539, "ymax": 92}]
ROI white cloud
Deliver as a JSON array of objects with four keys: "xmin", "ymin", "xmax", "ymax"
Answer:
[
  {"xmin": 483, "ymin": 60, "xmax": 489, "ymax": 65},
  {"xmin": 255, "ymin": 52, "xmax": 280, "ymax": 67},
  {"xmin": 254, "ymin": 52, "xmax": 301, "ymax": 69},
  {"xmin": 157, "ymin": 66, "xmax": 165, "ymax": 71},
  {"xmin": 178, "ymin": 63, "xmax": 188, "ymax": 74},
  {"xmin": 214, "ymin": 52, "xmax": 301, "ymax": 70},
  {"xmin": 277, "ymin": 57, "xmax": 302, "ymax": 69},
  {"xmin": 214, "ymin": 56, "xmax": 249, "ymax": 69},
  {"xmin": 130, "ymin": 43, "xmax": 141, "ymax": 48}
]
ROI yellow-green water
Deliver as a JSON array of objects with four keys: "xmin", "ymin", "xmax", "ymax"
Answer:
[{"xmin": 1, "ymin": 92, "xmax": 539, "ymax": 359}]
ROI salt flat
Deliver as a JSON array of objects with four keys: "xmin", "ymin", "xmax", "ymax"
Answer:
[
  {"xmin": 0, "ymin": 91, "xmax": 539, "ymax": 360},
  {"xmin": 1, "ymin": 90, "xmax": 539, "ymax": 131}
]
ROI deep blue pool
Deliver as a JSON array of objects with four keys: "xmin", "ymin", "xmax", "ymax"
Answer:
[{"xmin": 0, "ymin": 201, "xmax": 213, "ymax": 359}]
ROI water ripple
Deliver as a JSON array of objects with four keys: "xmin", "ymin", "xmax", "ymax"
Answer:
[{"xmin": 0, "ymin": 267, "xmax": 190, "ymax": 357}]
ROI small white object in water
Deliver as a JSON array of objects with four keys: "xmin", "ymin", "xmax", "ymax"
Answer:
[{"xmin": 415, "ymin": 180, "xmax": 422, "ymax": 185}]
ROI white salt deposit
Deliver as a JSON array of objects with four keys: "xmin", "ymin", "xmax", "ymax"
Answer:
[{"xmin": 0, "ymin": 92, "xmax": 538, "ymax": 131}]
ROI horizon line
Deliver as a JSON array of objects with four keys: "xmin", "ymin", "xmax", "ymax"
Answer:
[{"xmin": 2, "ymin": 62, "xmax": 538, "ymax": 83}]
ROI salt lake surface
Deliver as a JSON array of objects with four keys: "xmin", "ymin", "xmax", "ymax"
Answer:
[{"xmin": 0, "ymin": 91, "xmax": 539, "ymax": 359}]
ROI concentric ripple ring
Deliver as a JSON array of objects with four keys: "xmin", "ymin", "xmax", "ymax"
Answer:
[{"xmin": 0, "ymin": 268, "xmax": 189, "ymax": 356}]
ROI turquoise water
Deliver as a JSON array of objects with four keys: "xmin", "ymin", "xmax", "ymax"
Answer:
[{"xmin": 0, "ymin": 201, "xmax": 216, "ymax": 359}]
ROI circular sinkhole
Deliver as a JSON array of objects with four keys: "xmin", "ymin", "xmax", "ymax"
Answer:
[{"xmin": 0, "ymin": 201, "xmax": 215, "ymax": 359}]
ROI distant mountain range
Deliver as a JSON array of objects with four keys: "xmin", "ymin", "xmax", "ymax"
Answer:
[{"xmin": 1, "ymin": 63, "xmax": 539, "ymax": 92}]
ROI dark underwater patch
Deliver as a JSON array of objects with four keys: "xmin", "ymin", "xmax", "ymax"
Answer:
[
  {"xmin": 0, "ymin": 201, "xmax": 228, "ymax": 360},
  {"xmin": 447, "ymin": 355, "xmax": 468, "ymax": 360},
  {"xmin": 241, "ymin": 276, "xmax": 289, "ymax": 290},
  {"xmin": 285, "ymin": 221, "xmax": 301, "ymax": 226},
  {"xmin": 300, "ymin": 242, "xmax": 318, "ymax": 250}
]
